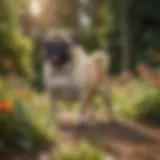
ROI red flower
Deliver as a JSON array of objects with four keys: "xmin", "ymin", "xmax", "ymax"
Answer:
[
  {"xmin": 0, "ymin": 100, "xmax": 13, "ymax": 112},
  {"xmin": 3, "ymin": 59, "xmax": 13, "ymax": 69}
]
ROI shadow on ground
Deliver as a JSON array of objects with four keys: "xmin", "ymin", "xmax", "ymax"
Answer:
[{"xmin": 59, "ymin": 121, "xmax": 156, "ymax": 144}]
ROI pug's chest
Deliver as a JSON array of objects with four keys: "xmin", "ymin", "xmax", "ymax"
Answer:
[
  {"xmin": 51, "ymin": 73, "xmax": 83, "ymax": 101},
  {"xmin": 53, "ymin": 85, "xmax": 81, "ymax": 101}
]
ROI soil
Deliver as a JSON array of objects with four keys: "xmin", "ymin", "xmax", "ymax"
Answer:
[
  {"xmin": 58, "ymin": 111, "xmax": 160, "ymax": 160},
  {"xmin": 0, "ymin": 111, "xmax": 160, "ymax": 160}
]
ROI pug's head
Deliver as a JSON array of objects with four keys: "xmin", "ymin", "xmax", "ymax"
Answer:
[{"xmin": 42, "ymin": 28, "xmax": 79, "ymax": 66}]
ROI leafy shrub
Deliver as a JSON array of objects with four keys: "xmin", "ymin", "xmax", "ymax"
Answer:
[
  {"xmin": 114, "ymin": 80, "xmax": 160, "ymax": 125},
  {"xmin": 0, "ymin": 0, "xmax": 34, "ymax": 78},
  {"xmin": 0, "ymin": 78, "xmax": 55, "ymax": 150},
  {"xmin": 57, "ymin": 141, "xmax": 106, "ymax": 160}
]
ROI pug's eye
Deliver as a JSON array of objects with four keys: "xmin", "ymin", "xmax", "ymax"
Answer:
[
  {"xmin": 43, "ymin": 47, "xmax": 52, "ymax": 58},
  {"xmin": 44, "ymin": 43, "xmax": 52, "ymax": 53}
]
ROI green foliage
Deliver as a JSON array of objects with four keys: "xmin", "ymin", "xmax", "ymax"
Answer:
[
  {"xmin": 79, "ymin": 28, "xmax": 100, "ymax": 52},
  {"xmin": 31, "ymin": 33, "xmax": 46, "ymax": 92},
  {"xmin": 114, "ymin": 80, "xmax": 160, "ymax": 125},
  {"xmin": 0, "ymin": 0, "xmax": 33, "ymax": 78},
  {"xmin": 105, "ymin": 0, "xmax": 160, "ymax": 71},
  {"xmin": 57, "ymin": 142, "xmax": 106, "ymax": 160},
  {"xmin": 128, "ymin": 0, "xmax": 160, "ymax": 67},
  {"xmin": 102, "ymin": 0, "xmax": 122, "ymax": 73},
  {"xmin": 0, "ymin": 101, "xmax": 46, "ymax": 149},
  {"xmin": 79, "ymin": 0, "xmax": 121, "ymax": 74},
  {"xmin": 0, "ymin": 78, "xmax": 55, "ymax": 149}
]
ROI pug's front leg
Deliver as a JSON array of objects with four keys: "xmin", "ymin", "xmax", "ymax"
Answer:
[
  {"xmin": 49, "ymin": 77, "xmax": 69, "ymax": 88},
  {"xmin": 48, "ymin": 94, "xmax": 60, "ymax": 124},
  {"xmin": 51, "ymin": 99, "xmax": 59, "ymax": 123},
  {"xmin": 77, "ymin": 86, "xmax": 95, "ymax": 127}
]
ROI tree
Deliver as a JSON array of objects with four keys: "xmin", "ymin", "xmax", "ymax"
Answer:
[
  {"xmin": 128, "ymin": 0, "xmax": 160, "ymax": 68},
  {"xmin": 102, "ymin": 0, "xmax": 160, "ymax": 74},
  {"xmin": 118, "ymin": 0, "xmax": 130, "ymax": 72}
]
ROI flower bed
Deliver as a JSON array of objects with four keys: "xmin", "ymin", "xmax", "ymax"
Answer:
[{"xmin": 0, "ymin": 78, "xmax": 55, "ymax": 159}]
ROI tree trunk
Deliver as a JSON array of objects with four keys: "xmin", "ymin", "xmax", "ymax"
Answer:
[{"xmin": 118, "ymin": 0, "xmax": 130, "ymax": 72}]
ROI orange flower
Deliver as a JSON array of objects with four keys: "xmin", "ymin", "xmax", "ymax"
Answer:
[
  {"xmin": 136, "ymin": 64, "xmax": 147, "ymax": 73},
  {"xmin": 16, "ymin": 90, "xmax": 25, "ymax": 98},
  {"xmin": 150, "ymin": 79, "xmax": 158, "ymax": 87},
  {"xmin": 3, "ymin": 59, "xmax": 13, "ymax": 69},
  {"xmin": 16, "ymin": 90, "xmax": 33, "ymax": 99},
  {"xmin": 156, "ymin": 72, "xmax": 160, "ymax": 82},
  {"xmin": 121, "ymin": 71, "xmax": 133, "ymax": 82},
  {"xmin": 3, "ymin": 101, "xmax": 12, "ymax": 111},
  {"xmin": 136, "ymin": 64, "xmax": 152, "ymax": 81},
  {"xmin": 0, "ymin": 100, "xmax": 12, "ymax": 112}
]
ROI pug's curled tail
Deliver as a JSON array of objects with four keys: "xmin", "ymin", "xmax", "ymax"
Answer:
[{"xmin": 91, "ymin": 50, "xmax": 110, "ymax": 74}]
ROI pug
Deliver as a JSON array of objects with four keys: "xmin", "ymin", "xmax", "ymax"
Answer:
[{"xmin": 42, "ymin": 28, "xmax": 115, "ymax": 126}]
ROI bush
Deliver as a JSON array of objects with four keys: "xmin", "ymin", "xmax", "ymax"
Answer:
[
  {"xmin": 57, "ymin": 141, "xmax": 106, "ymax": 160},
  {"xmin": 0, "ymin": 78, "xmax": 55, "ymax": 150},
  {"xmin": 0, "ymin": 0, "xmax": 34, "ymax": 78},
  {"xmin": 114, "ymin": 80, "xmax": 160, "ymax": 125}
]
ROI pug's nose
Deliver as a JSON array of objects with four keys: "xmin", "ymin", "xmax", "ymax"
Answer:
[{"xmin": 52, "ymin": 54, "xmax": 59, "ymax": 62}]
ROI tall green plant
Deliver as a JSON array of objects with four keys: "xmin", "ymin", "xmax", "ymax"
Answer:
[
  {"xmin": 0, "ymin": 0, "xmax": 33, "ymax": 78},
  {"xmin": 128, "ymin": 0, "xmax": 160, "ymax": 68}
]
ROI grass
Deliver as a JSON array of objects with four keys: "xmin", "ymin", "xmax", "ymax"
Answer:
[
  {"xmin": 55, "ymin": 140, "xmax": 106, "ymax": 160},
  {"xmin": 112, "ymin": 79, "xmax": 160, "ymax": 125}
]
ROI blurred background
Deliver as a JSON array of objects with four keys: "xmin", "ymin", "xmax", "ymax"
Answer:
[{"xmin": 0, "ymin": 0, "xmax": 160, "ymax": 160}]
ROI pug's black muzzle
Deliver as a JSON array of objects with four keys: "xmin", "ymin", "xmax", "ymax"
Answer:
[{"xmin": 44, "ymin": 41, "xmax": 70, "ymax": 66}]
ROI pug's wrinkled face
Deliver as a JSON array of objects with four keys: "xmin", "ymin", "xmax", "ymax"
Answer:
[
  {"xmin": 43, "ymin": 29, "xmax": 78, "ymax": 66},
  {"xmin": 44, "ymin": 38, "xmax": 70, "ymax": 66}
]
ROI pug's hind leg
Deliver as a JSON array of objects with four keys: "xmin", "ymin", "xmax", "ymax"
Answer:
[
  {"xmin": 48, "ymin": 95, "xmax": 60, "ymax": 125},
  {"xmin": 98, "ymin": 78, "xmax": 115, "ymax": 122}
]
